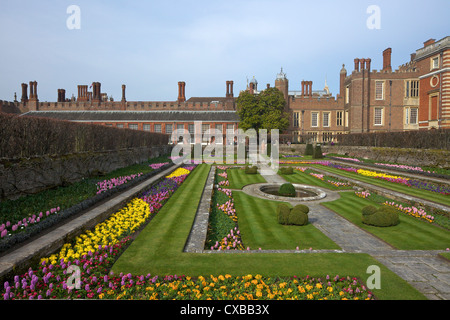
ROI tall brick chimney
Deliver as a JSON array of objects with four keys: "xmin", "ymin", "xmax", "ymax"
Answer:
[
  {"xmin": 382, "ymin": 48, "xmax": 392, "ymax": 72},
  {"xmin": 226, "ymin": 81, "xmax": 234, "ymax": 98},
  {"xmin": 178, "ymin": 81, "xmax": 186, "ymax": 102},
  {"xmin": 21, "ymin": 83, "xmax": 28, "ymax": 103},
  {"xmin": 354, "ymin": 58, "xmax": 360, "ymax": 72}
]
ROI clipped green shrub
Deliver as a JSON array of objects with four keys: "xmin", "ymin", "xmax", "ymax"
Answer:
[
  {"xmin": 288, "ymin": 206, "xmax": 309, "ymax": 226},
  {"xmin": 304, "ymin": 144, "xmax": 314, "ymax": 156},
  {"xmin": 292, "ymin": 204, "xmax": 309, "ymax": 214},
  {"xmin": 279, "ymin": 167, "xmax": 294, "ymax": 175},
  {"xmin": 362, "ymin": 206, "xmax": 400, "ymax": 227},
  {"xmin": 313, "ymin": 145, "xmax": 324, "ymax": 159},
  {"xmin": 245, "ymin": 166, "xmax": 258, "ymax": 174},
  {"xmin": 276, "ymin": 203, "xmax": 291, "ymax": 225},
  {"xmin": 362, "ymin": 205, "xmax": 377, "ymax": 217},
  {"xmin": 279, "ymin": 183, "xmax": 296, "ymax": 197}
]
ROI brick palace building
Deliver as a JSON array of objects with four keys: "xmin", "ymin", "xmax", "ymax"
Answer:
[{"xmin": 1, "ymin": 36, "xmax": 448, "ymax": 144}]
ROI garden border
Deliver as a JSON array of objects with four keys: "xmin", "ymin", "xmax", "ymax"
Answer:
[
  {"xmin": 0, "ymin": 162, "xmax": 174, "ymax": 254},
  {"xmin": 0, "ymin": 162, "xmax": 182, "ymax": 284}
]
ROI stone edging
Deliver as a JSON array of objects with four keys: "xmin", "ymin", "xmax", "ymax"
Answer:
[{"xmin": 183, "ymin": 166, "xmax": 216, "ymax": 253}]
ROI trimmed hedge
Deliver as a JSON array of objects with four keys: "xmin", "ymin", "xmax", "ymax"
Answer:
[
  {"xmin": 277, "ymin": 203, "xmax": 309, "ymax": 226},
  {"xmin": 279, "ymin": 183, "xmax": 296, "ymax": 197},
  {"xmin": 276, "ymin": 203, "xmax": 291, "ymax": 225},
  {"xmin": 0, "ymin": 112, "xmax": 169, "ymax": 158},
  {"xmin": 279, "ymin": 167, "xmax": 294, "ymax": 175},
  {"xmin": 337, "ymin": 129, "xmax": 450, "ymax": 150},
  {"xmin": 304, "ymin": 144, "xmax": 314, "ymax": 156},
  {"xmin": 361, "ymin": 205, "xmax": 400, "ymax": 227},
  {"xmin": 244, "ymin": 166, "xmax": 258, "ymax": 174},
  {"xmin": 313, "ymin": 145, "xmax": 324, "ymax": 159}
]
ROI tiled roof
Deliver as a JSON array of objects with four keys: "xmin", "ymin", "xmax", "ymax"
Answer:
[{"xmin": 22, "ymin": 110, "xmax": 240, "ymax": 122}]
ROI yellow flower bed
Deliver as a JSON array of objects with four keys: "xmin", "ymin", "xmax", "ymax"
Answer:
[
  {"xmin": 166, "ymin": 168, "xmax": 191, "ymax": 179},
  {"xmin": 356, "ymin": 169, "xmax": 408, "ymax": 181},
  {"xmin": 41, "ymin": 198, "xmax": 151, "ymax": 265}
]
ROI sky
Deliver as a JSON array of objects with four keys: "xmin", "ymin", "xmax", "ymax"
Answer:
[{"xmin": 0, "ymin": 0, "xmax": 449, "ymax": 102}]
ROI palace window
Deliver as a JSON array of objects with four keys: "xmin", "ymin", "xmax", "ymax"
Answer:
[
  {"xmin": 336, "ymin": 111, "xmax": 343, "ymax": 126},
  {"xmin": 311, "ymin": 112, "xmax": 319, "ymax": 127},
  {"xmin": 374, "ymin": 108, "xmax": 383, "ymax": 125},
  {"xmin": 431, "ymin": 56, "xmax": 439, "ymax": 70},
  {"xmin": 322, "ymin": 132, "xmax": 333, "ymax": 142},
  {"xmin": 323, "ymin": 112, "xmax": 330, "ymax": 127},
  {"xmin": 405, "ymin": 80, "xmax": 419, "ymax": 98},
  {"xmin": 154, "ymin": 124, "xmax": 162, "ymax": 133},
  {"xmin": 405, "ymin": 107, "xmax": 418, "ymax": 125},
  {"xmin": 165, "ymin": 124, "xmax": 173, "ymax": 134},
  {"xmin": 129, "ymin": 124, "xmax": 138, "ymax": 130},
  {"xmin": 345, "ymin": 86, "xmax": 350, "ymax": 104},
  {"xmin": 375, "ymin": 81, "xmax": 384, "ymax": 100},
  {"xmin": 143, "ymin": 124, "xmax": 151, "ymax": 131},
  {"xmin": 293, "ymin": 112, "xmax": 300, "ymax": 128}
]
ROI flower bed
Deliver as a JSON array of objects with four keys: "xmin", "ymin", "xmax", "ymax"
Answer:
[
  {"xmin": 1, "ymin": 164, "xmax": 196, "ymax": 300},
  {"xmin": 354, "ymin": 191, "xmax": 445, "ymax": 226},
  {"xmin": 96, "ymin": 173, "xmax": 144, "ymax": 194},
  {"xmin": 1, "ymin": 207, "xmax": 61, "ymax": 239},
  {"xmin": 0, "ymin": 157, "xmax": 173, "ymax": 248},
  {"xmin": 320, "ymin": 162, "xmax": 450, "ymax": 195},
  {"xmin": 293, "ymin": 167, "xmax": 353, "ymax": 189},
  {"xmin": 206, "ymin": 167, "xmax": 245, "ymax": 251}
]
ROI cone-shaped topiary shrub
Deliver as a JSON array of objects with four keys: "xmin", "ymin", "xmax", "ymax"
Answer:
[
  {"xmin": 304, "ymin": 144, "xmax": 314, "ymax": 156},
  {"xmin": 312, "ymin": 145, "xmax": 324, "ymax": 159}
]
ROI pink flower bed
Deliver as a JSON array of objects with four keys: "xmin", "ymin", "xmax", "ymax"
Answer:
[
  {"xmin": 1, "ymin": 207, "xmax": 61, "ymax": 238},
  {"xmin": 96, "ymin": 174, "xmax": 143, "ymax": 195}
]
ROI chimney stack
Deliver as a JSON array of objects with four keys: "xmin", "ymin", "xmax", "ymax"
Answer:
[
  {"xmin": 382, "ymin": 48, "xmax": 392, "ymax": 72},
  {"xmin": 178, "ymin": 81, "xmax": 186, "ymax": 102}
]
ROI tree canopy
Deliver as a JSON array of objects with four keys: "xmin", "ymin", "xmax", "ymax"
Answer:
[{"xmin": 236, "ymin": 87, "xmax": 289, "ymax": 134}]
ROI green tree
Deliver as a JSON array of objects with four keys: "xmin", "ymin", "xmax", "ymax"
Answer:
[{"xmin": 236, "ymin": 87, "xmax": 289, "ymax": 134}]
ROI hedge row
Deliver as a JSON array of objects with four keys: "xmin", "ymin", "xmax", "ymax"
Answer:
[
  {"xmin": 337, "ymin": 129, "xmax": 450, "ymax": 150},
  {"xmin": 0, "ymin": 112, "xmax": 169, "ymax": 159}
]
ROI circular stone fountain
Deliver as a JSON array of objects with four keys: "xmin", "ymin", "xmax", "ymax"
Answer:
[{"xmin": 249, "ymin": 183, "xmax": 327, "ymax": 202}]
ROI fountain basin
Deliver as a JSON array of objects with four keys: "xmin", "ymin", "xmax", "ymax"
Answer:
[{"xmin": 253, "ymin": 183, "xmax": 326, "ymax": 202}]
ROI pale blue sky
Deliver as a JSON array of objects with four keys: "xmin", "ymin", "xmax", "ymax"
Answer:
[{"xmin": 0, "ymin": 0, "xmax": 449, "ymax": 102}]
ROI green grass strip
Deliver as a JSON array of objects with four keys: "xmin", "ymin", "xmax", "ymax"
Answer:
[
  {"xmin": 227, "ymin": 167, "xmax": 266, "ymax": 189},
  {"xmin": 281, "ymin": 170, "xmax": 342, "ymax": 190},
  {"xmin": 233, "ymin": 191, "xmax": 341, "ymax": 250},
  {"xmin": 312, "ymin": 164, "xmax": 450, "ymax": 207},
  {"xmin": 323, "ymin": 192, "xmax": 449, "ymax": 250},
  {"xmin": 111, "ymin": 164, "xmax": 426, "ymax": 299}
]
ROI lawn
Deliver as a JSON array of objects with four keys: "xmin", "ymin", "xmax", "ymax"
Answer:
[
  {"xmin": 233, "ymin": 191, "xmax": 341, "ymax": 250},
  {"xmin": 322, "ymin": 192, "xmax": 450, "ymax": 250},
  {"xmin": 280, "ymin": 169, "xmax": 353, "ymax": 191},
  {"xmin": 312, "ymin": 164, "xmax": 450, "ymax": 207},
  {"xmin": 111, "ymin": 164, "xmax": 426, "ymax": 300},
  {"xmin": 226, "ymin": 167, "xmax": 266, "ymax": 189}
]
